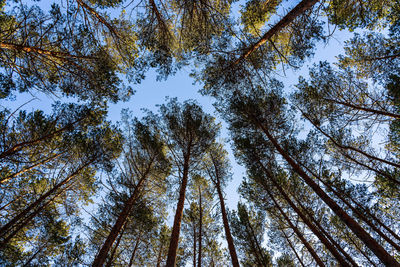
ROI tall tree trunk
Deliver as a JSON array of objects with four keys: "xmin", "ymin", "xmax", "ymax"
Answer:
[
  {"xmin": 266, "ymin": 189, "xmax": 325, "ymax": 267},
  {"xmin": 280, "ymin": 227, "xmax": 306, "ymax": 267},
  {"xmin": 255, "ymin": 119, "xmax": 400, "ymax": 266},
  {"xmin": 156, "ymin": 239, "xmax": 164, "ymax": 267},
  {"xmin": 233, "ymin": 0, "xmax": 319, "ymax": 65},
  {"xmin": 128, "ymin": 235, "xmax": 141, "ymax": 267},
  {"xmin": 166, "ymin": 151, "xmax": 191, "ymax": 266},
  {"xmin": 92, "ymin": 170, "xmax": 150, "ymax": 267},
  {"xmin": 256, "ymin": 159, "xmax": 353, "ymax": 266},
  {"xmin": 345, "ymin": 232, "xmax": 378, "ymax": 267},
  {"xmin": 216, "ymin": 182, "xmax": 240, "ymax": 267},
  {"xmin": 0, "ymin": 162, "xmax": 90, "ymax": 238},
  {"xmin": 245, "ymin": 215, "xmax": 267, "ymax": 267},
  {"xmin": 0, "ymin": 180, "xmax": 76, "ymax": 248},
  {"xmin": 105, "ymin": 223, "xmax": 126, "ymax": 267},
  {"xmin": 1, "ymin": 152, "xmax": 64, "ymax": 184},
  {"xmin": 300, "ymin": 162, "xmax": 400, "ymax": 252},
  {"xmin": 193, "ymin": 224, "xmax": 197, "ymax": 267},
  {"xmin": 198, "ymin": 186, "xmax": 202, "ymax": 267}
]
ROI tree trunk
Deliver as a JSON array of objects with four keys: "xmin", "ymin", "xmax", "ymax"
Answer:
[
  {"xmin": 245, "ymin": 215, "xmax": 267, "ymax": 267},
  {"xmin": 300, "ymin": 163, "xmax": 400, "ymax": 252},
  {"xmin": 216, "ymin": 182, "xmax": 240, "ymax": 267},
  {"xmin": 166, "ymin": 152, "xmax": 191, "ymax": 266},
  {"xmin": 156, "ymin": 239, "xmax": 164, "ymax": 267},
  {"xmin": 105, "ymin": 223, "xmax": 126, "ymax": 267},
  {"xmin": 255, "ymin": 119, "xmax": 400, "ymax": 266},
  {"xmin": 266, "ymin": 189, "xmax": 325, "ymax": 267},
  {"xmin": 280, "ymin": 228, "xmax": 306, "ymax": 267},
  {"xmin": 128, "ymin": 235, "xmax": 141, "ymax": 267},
  {"xmin": 256, "ymin": 159, "xmax": 353, "ymax": 266},
  {"xmin": 92, "ymin": 171, "xmax": 149, "ymax": 267},
  {"xmin": 1, "ymin": 152, "xmax": 64, "ymax": 184},
  {"xmin": 0, "ymin": 162, "xmax": 90, "ymax": 238},
  {"xmin": 193, "ymin": 224, "xmax": 197, "ymax": 267},
  {"xmin": 0, "ymin": 180, "xmax": 76, "ymax": 248},
  {"xmin": 198, "ymin": 186, "xmax": 202, "ymax": 267},
  {"xmin": 233, "ymin": 0, "xmax": 319, "ymax": 65}
]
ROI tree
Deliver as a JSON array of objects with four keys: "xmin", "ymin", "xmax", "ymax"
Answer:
[
  {"xmin": 230, "ymin": 202, "xmax": 272, "ymax": 267},
  {"xmin": 92, "ymin": 117, "xmax": 170, "ymax": 266},
  {"xmin": 154, "ymin": 98, "xmax": 219, "ymax": 266},
  {"xmin": 203, "ymin": 143, "xmax": 240, "ymax": 267}
]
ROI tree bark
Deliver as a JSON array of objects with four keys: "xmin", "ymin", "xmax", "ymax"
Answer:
[
  {"xmin": 1, "ymin": 152, "xmax": 64, "ymax": 184},
  {"xmin": 128, "ymin": 235, "xmax": 141, "ymax": 267},
  {"xmin": 105, "ymin": 223, "xmax": 126, "ymax": 267},
  {"xmin": 301, "ymin": 163, "xmax": 400, "ymax": 252},
  {"xmin": 0, "ymin": 42, "xmax": 95, "ymax": 61},
  {"xmin": 256, "ymin": 159, "xmax": 354, "ymax": 266},
  {"xmin": 198, "ymin": 186, "xmax": 202, "ymax": 267},
  {"xmin": 0, "ymin": 162, "xmax": 90, "ymax": 238},
  {"xmin": 216, "ymin": 183, "xmax": 240, "ymax": 267},
  {"xmin": 193, "ymin": 224, "xmax": 197, "ymax": 267},
  {"xmin": 254, "ymin": 118, "xmax": 400, "ymax": 266},
  {"xmin": 166, "ymin": 148, "xmax": 191, "ymax": 266},
  {"xmin": 92, "ymin": 164, "xmax": 151, "ymax": 267},
  {"xmin": 0, "ymin": 179, "xmax": 76, "ymax": 248},
  {"xmin": 266, "ymin": 189, "xmax": 325, "ymax": 267},
  {"xmin": 280, "ymin": 228, "xmax": 306, "ymax": 267},
  {"xmin": 233, "ymin": 0, "xmax": 319, "ymax": 65}
]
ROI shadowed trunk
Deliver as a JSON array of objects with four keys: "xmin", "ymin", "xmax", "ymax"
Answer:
[
  {"xmin": 233, "ymin": 0, "xmax": 319, "ymax": 65},
  {"xmin": 266, "ymin": 189, "xmax": 325, "ymax": 267},
  {"xmin": 198, "ymin": 186, "xmax": 202, "ymax": 267},
  {"xmin": 92, "ymin": 165, "xmax": 151, "ymax": 267},
  {"xmin": 216, "ymin": 182, "xmax": 240, "ymax": 267},
  {"xmin": 0, "ymin": 161, "xmax": 91, "ymax": 238},
  {"xmin": 254, "ymin": 118, "xmax": 400, "ymax": 266},
  {"xmin": 166, "ymin": 147, "xmax": 191, "ymax": 266}
]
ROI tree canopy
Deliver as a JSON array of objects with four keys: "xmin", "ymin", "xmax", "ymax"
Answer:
[{"xmin": 1, "ymin": 0, "xmax": 399, "ymax": 266}]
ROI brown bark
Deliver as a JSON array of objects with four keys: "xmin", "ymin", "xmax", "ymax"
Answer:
[
  {"xmin": 280, "ymin": 228, "xmax": 306, "ymax": 267},
  {"xmin": 266, "ymin": 189, "xmax": 325, "ymax": 267},
  {"xmin": 0, "ymin": 179, "xmax": 76, "ymax": 248},
  {"xmin": 345, "ymin": 232, "xmax": 378, "ymax": 267},
  {"xmin": 0, "ymin": 42, "xmax": 95, "ymax": 60},
  {"xmin": 0, "ymin": 162, "xmax": 90, "ymax": 238},
  {"xmin": 233, "ymin": 0, "xmax": 319, "ymax": 65},
  {"xmin": 156, "ymin": 239, "xmax": 164, "ymax": 267},
  {"xmin": 254, "ymin": 118, "xmax": 400, "ymax": 266},
  {"xmin": 92, "ymin": 164, "xmax": 152, "ymax": 267},
  {"xmin": 76, "ymin": 0, "xmax": 119, "ymax": 38},
  {"xmin": 193, "ymin": 223, "xmax": 197, "ymax": 267},
  {"xmin": 128, "ymin": 235, "xmax": 141, "ymax": 267},
  {"xmin": 1, "ymin": 152, "xmax": 64, "ymax": 184},
  {"xmin": 198, "ymin": 187, "xmax": 202, "ymax": 267},
  {"xmin": 208, "ymin": 151, "xmax": 240, "ymax": 267},
  {"xmin": 301, "ymin": 164, "xmax": 400, "ymax": 252},
  {"xmin": 166, "ymin": 145, "xmax": 191, "ymax": 266},
  {"xmin": 291, "ymin": 194, "xmax": 359, "ymax": 267},
  {"xmin": 324, "ymin": 98, "xmax": 400, "ymax": 119},
  {"xmin": 256, "ymin": 159, "xmax": 354, "ymax": 266},
  {"xmin": 105, "ymin": 223, "xmax": 126, "ymax": 267},
  {"xmin": 245, "ymin": 215, "xmax": 267, "ymax": 267},
  {"xmin": 216, "ymin": 183, "xmax": 240, "ymax": 267}
]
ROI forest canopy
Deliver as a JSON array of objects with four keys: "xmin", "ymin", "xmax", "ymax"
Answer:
[{"xmin": 0, "ymin": 0, "xmax": 399, "ymax": 266}]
